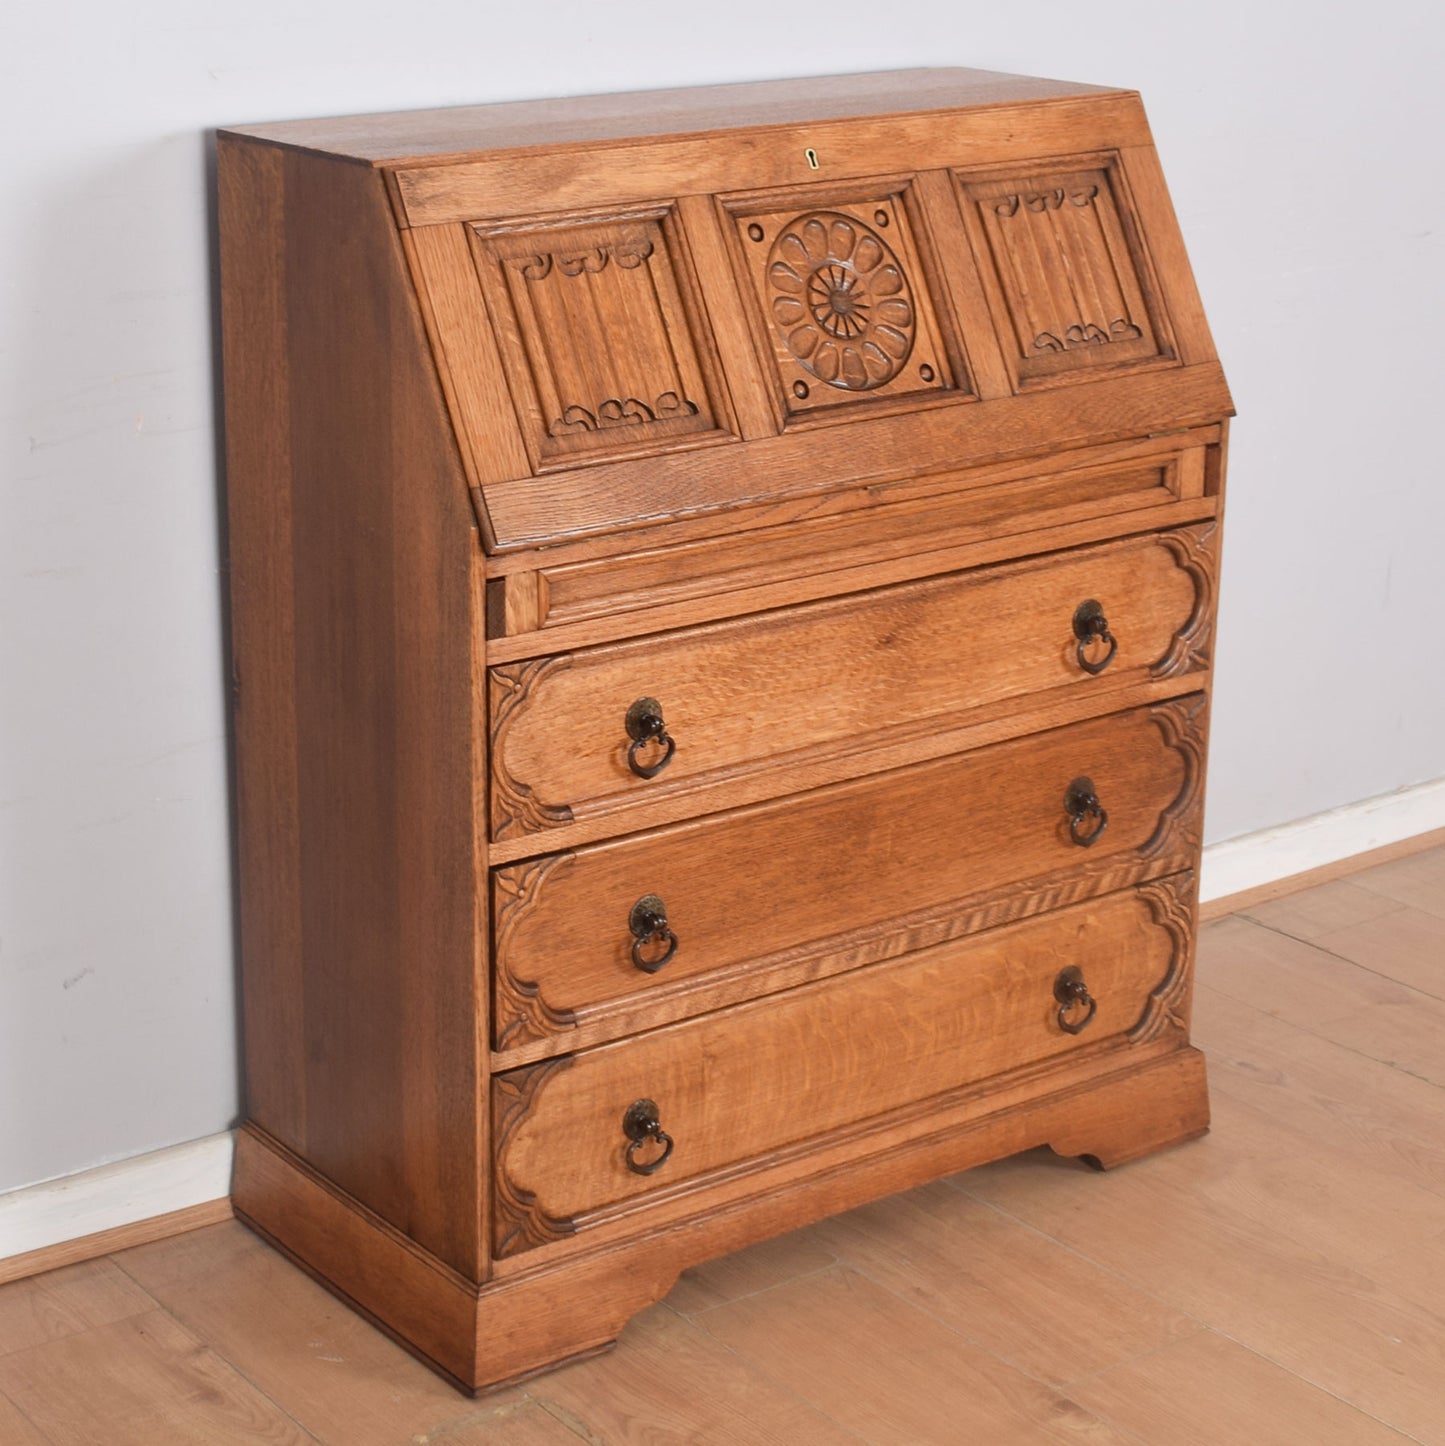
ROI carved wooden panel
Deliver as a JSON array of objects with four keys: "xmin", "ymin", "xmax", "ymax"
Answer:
[
  {"xmin": 955, "ymin": 156, "xmax": 1173, "ymax": 388},
  {"xmin": 490, "ymin": 878, "xmax": 1189, "ymax": 1256},
  {"xmin": 721, "ymin": 181, "xmax": 964, "ymax": 421},
  {"xmin": 470, "ymin": 206, "xmax": 735, "ymax": 470}
]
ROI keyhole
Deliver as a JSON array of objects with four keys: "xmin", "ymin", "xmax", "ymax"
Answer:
[{"xmin": 804, "ymin": 148, "xmax": 819, "ymax": 170}]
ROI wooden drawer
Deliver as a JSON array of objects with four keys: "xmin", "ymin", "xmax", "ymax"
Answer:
[
  {"xmin": 489, "ymin": 524, "xmax": 1214, "ymax": 845},
  {"xmin": 492, "ymin": 695, "xmax": 1204, "ymax": 1055},
  {"xmin": 492, "ymin": 875, "xmax": 1196, "ymax": 1258}
]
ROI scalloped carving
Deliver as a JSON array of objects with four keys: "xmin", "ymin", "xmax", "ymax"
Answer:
[
  {"xmin": 958, "ymin": 159, "xmax": 1170, "ymax": 389},
  {"xmin": 766, "ymin": 212, "xmax": 917, "ymax": 391},
  {"xmin": 1140, "ymin": 695, "xmax": 1208, "ymax": 860},
  {"xmin": 1151, "ymin": 524, "xmax": 1219, "ymax": 679},
  {"xmin": 492, "ymin": 1057, "xmax": 576, "ymax": 1258},
  {"xmin": 493, "ymin": 853, "xmax": 578, "ymax": 1049},
  {"xmin": 1130, "ymin": 873, "xmax": 1197, "ymax": 1042},
  {"xmin": 470, "ymin": 206, "xmax": 731, "ymax": 469},
  {"xmin": 489, "ymin": 656, "xmax": 577, "ymax": 841}
]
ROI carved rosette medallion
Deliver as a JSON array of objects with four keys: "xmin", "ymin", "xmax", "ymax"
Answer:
[{"xmin": 767, "ymin": 212, "xmax": 916, "ymax": 390}]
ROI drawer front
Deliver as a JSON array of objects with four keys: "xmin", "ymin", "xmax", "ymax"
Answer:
[
  {"xmin": 492, "ymin": 875, "xmax": 1196, "ymax": 1258},
  {"xmin": 492, "ymin": 695, "xmax": 1204, "ymax": 1053},
  {"xmin": 489, "ymin": 524, "xmax": 1215, "ymax": 842}
]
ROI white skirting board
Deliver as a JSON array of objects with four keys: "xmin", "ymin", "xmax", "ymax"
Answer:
[
  {"xmin": 3, "ymin": 774, "xmax": 1441, "ymax": 1268},
  {"xmin": 0, "ymin": 1132, "xmax": 234, "ymax": 1261},
  {"xmin": 1199, "ymin": 774, "xmax": 1445, "ymax": 904}
]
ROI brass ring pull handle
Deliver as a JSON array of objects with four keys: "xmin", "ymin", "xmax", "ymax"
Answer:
[
  {"xmin": 1072, "ymin": 599, "xmax": 1117, "ymax": 676},
  {"xmin": 622, "ymin": 1098, "xmax": 674, "ymax": 1175},
  {"xmin": 629, "ymin": 894, "xmax": 678, "ymax": 974},
  {"xmin": 1054, "ymin": 966, "xmax": 1098, "ymax": 1035},
  {"xmin": 625, "ymin": 697, "xmax": 676, "ymax": 779},
  {"xmin": 1064, "ymin": 776, "xmax": 1108, "ymax": 848}
]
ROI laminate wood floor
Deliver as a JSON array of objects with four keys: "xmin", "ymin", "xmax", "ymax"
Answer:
[{"xmin": 3, "ymin": 846, "xmax": 1442, "ymax": 1444}]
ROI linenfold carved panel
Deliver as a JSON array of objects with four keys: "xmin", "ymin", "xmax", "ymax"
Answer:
[
  {"xmin": 470, "ymin": 207, "xmax": 734, "ymax": 470},
  {"xmin": 956, "ymin": 157, "xmax": 1173, "ymax": 388},
  {"xmin": 721, "ymin": 182, "xmax": 964, "ymax": 421}
]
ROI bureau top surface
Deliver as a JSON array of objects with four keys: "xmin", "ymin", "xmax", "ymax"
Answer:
[{"xmin": 220, "ymin": 67, "xmax": 1122, "ymax": 164}]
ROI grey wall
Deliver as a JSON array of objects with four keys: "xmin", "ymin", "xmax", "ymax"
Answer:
[{"xmin": 2, "ymin": 2, "xmax": 1441, "ymax": 1193}]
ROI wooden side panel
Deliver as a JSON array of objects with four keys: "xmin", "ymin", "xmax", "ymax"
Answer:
[
  {"xmin": 221, "ymin": 139, "xmax": 485, "ymax": 1279},
  {"xmin": 492, "ymin": 876, "xmax": 1196, "ymax": 1255},
  {"xmin": 490, "ymin": 697, "xmax": 1205, "ymax": 1055},
  {"xmin": 489, "ymin": 524, "xmax": 1216, "ymax": 843},
  {"xmin": 219, "ymin": 137, "xmax": 307, "ymax": 1152}
]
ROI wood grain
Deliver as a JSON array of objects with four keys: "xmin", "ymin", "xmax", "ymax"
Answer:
[
  {"xmin": 806, "ymin": 1179, "xmax": 1199, "ymax": 1387},
  {"xmin": 115, "ymin": 1222, "xmax": 519, "ymax": 1446},
  {"xmin": 695, "ymin": 1265, "xmax": 1136, "ymax": 1444},
  {"xmin": 526, "ymin": 459, "xmax": 1186, "ymax": 631},
  {"xmin": 0, "ymin": 1258, "xmax": 154, "ymax": 1357},
  {"xmin": 8, "ymin": 850, "xmax": 1442, "ymax": 1437},
  {"xmin": 390, "ymin": 94, "xmax": 1154, "ymax": 226},
  {"xmin": 480, "ymin": 427, "xmax": 1219, "ymax": 578},
  {"xmin": 961, "ymin": 1140, "xmax": 1445, "ymax": 1441},
  {"xmin": 491, "ymin": 700, "xmax": 1203, "ymax": 1054},
  {"xmin": 0, "ymin": 1310, "xmax": 316, "ymax": 1444},
  {"xmin": 490, "ymin": 524, "xmax": 1214, "ymax": 843},
  {"xmin": 492, "ymin": 882, "xmax": 1192, "ymax": 1253},
  {"xmin": 478, "ymin": 361, "xmax": 1231, "ymax": 548},
  {"xmin": 220, "ymin": 141, "xmax": 486, "ymax": 1278},
  {"xmin": 1068, "ymin": 1328, "xmax": 1416, "ymax": 1446},
  {"xmin": 221, "ymin": 68, "xmax": 1121, "ymax": 163},
  {"xmin": 235, "ymin": 1048, "xmax": 1208, "ymax": 1391},
  {"xmin": 530, "ymin": 1304, "xmax": 852, "ymax": 1444}
]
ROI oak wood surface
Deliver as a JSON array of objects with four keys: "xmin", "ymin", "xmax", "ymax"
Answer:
[
  {"xmin": 219, "ymin": 141, "xmax": 485, "ymax": 1278},
  {"xmin": 218, "ymin": 68, "xmax": 1232, "ymax": 1399},
  {"xmin": 476, "ymin": 361, "xmax": 1230, "ymax": 549},
  {"xmin": 525, "ymin": 460, "xmax": 1188, "ymax": 633},
  {"xmin": 389, "ymin": 94, "xmax": 1154, "ymax": 227},
  {"xmin": 0, "ymin": 1310, "xmax": 317, "ymax": 1444},
  {"xmin": 492, "ymin": 699, "xmax": 1203, "ymax": 1055},
  {"xmin": 479, "ymin": 426, "xmax": 1220, "ymax": 577},
  {"xmin": 492, "ymin": 880, "xmax": 1194, "ymax": 1252},
  {"xmin": 490, "ymin": 524, "xmax": 1214, "ymax": 844},
  {"xmin": 221, "ymin": 68, "xmax": 1120, "ymax": 163},
  {"xmin": 484, "ymin": 497, "xmax": 1219, "ymax": 668}
]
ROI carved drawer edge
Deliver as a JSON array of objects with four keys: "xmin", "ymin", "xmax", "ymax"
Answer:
[
  {"xmin": 491, "ymin": 871, "xmax": 1201, "ymax": 1259},
  {"xmin": 488, "ymin": 694, "xmax": 1207, "ymax": 1053},
  {"xmin": 487, "ymin": 532, "xmax": 1218, "ymax": 845}
]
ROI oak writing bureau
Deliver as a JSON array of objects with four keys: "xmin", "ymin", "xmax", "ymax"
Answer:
[{"xmin": 219, "ymin": 67, "xmax": 1232, "ymax": 1393}]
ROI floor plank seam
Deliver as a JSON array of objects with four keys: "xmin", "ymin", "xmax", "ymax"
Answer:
[
  {"xmin": 672, "ymin": 1254, "xmax": 841, "ymax": 1319},
  {"xmin": 143, "ymin": 1287, "xmax": 326, "ymax": 1446},
  {"xmin": 0, "ymin": 1385, "xmax": 51, "ymax": 1446},
  {"xmin": 1237, "ymin": 912, "xmax": 1445, "ymax": 1006},
  {"xmin": 1202, "ymin": 1325, "xmax": 1435, "ymax": 1446}
]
